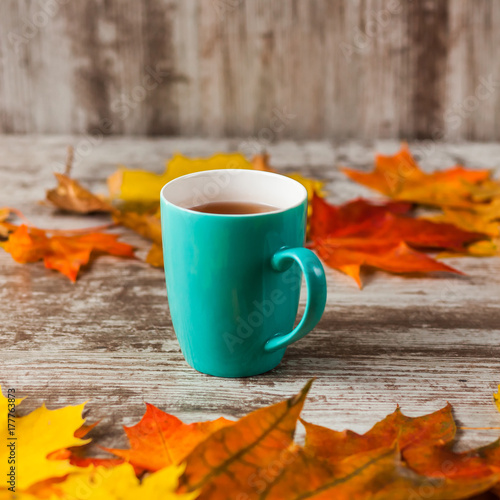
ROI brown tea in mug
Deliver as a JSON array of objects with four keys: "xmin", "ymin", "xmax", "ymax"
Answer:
[{"xmin": 190, "ymin": 201, "xmax": 278, "ymax": 215}]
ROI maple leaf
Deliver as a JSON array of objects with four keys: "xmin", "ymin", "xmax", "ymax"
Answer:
[
  {"xmin": 430, "ymin": 208, "xmax": 500, "ymax": 238},
  {"xmin": 45, "ymin": 147, "xmax": 112, "ymax": 214},
  {"xmin": 112, "ymin": 209, "xmax": 163, "ymax": 266},
  {"xmin": 302, "ymin": 404, "xmax": 456, "ymax": 463},
  {"xmin": 108, "ymin": 153, "xmax": 254, "ymax": 203},
  {"xmin": 342, "ymin": 143, "xmax": 491, "ymax": 208},
  {"xmin": 402, "ymin": 441, "xmax": 498, "ymax": 481},
  {"xmin": 177, "ymin": 380, "xmax": 313, "ymax": 499},
  {"xmin": 46, "ymin": 172, "xmax": 112, "ymax": 213},
  {"xmin": 310, "ymin": 195, "xmax": 481, "ymax": 286},
  {"xmin": 260, "ymin": 444, "xmax": 498, "ymax": 500},
  {"xmin": 495, "ymin": 387, "xmax": 500, "ymax": 413},
  {"xmin": 250, "ymin": 153, "xmax": 325, "ymax": 203},
  {"xmin": 18, "ymin": 464, "xmax": 197, "ymax": 500},
  {"xmin": 1, "ymin": 225, "xmax": 135, "ymax": 281},
  {"xmin": 107, "ymin": 403, "xmax": 232, "ymax": 474},
  {"xmin": 0, "ymin": 386, "xmax": 88, "ymax": 491}
]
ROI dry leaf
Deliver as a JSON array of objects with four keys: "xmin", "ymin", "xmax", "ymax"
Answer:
[
  {"xmin": 310, "ymin": 195, "xmax": 481, "ymax": 287},
  {"xmin": 177, "ymin": 380, "xmax": 313, "ymax": 499},
  {"xmin": 112, "ymin": 209, "xmax": 163, "ymax": 266},
  {"xmin": 260, "ymin": 444, "xmax": 497, "ymax": 500},
  {"xmin": 27, "ymin": 464, "xmax": 196, "ymax": 500},
  {"xmin": 0, "ymin": 386, "xmax": 88, "ymax": 491},
  {"xmin": 107, "ymin": 403, "xmax": 232, "ymax": 474},
  {"xmin": 108, "ymin": 153, "xmax": 254, "ymax": 203},
  {"xmin": 47, "ymin": 172, "xmax": 112, "ymax": 213},
  {"xmin": 342, "ymin": 144, "xmax": 491, "ymax": 209},
  {"xmin": 2, "ymin": 225, "xmax": 135, "ymax": 281},
  {"xmin": 302, "ymin": 404, "xmax": 456, "ymax": 463},
  {"xmin": 146, "ymin": 242, "xmax": 164, "ymax": 267}
]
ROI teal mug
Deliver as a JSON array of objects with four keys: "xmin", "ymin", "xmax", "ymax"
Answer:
[{"xmin": 160, "ymin": 169, "xmax": 327, "ymax": 377}]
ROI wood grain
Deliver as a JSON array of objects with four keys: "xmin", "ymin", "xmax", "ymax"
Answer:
[
  {"xmin": 0, "ymin": 136, "xmax": 499, "ymax": 451},
  {"xmin": 1, "ymin": 1, "xmax": 500, "ymax": 140}
]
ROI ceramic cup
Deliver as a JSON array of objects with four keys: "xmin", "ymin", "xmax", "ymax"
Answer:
[{"xmin": 160, "ymin": 169, "xmax": 327, "ymax": 377}]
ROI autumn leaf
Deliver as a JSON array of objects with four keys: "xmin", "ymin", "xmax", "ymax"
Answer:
[
  {"xmin": 342, "ymin": 143, "xmax": 491, "ymax": 208},
  {"xmin": 2, "ymin": 225, "xmax": 135, "ymax": 281},
  {"xmin": 302, "ymin": 404, "xmax": 456, "ymax": 464},
  {"xmin": 44, "ymin": 147, "xmax": 112, "ymax": 214},
  {"xmin": 260, "ymin": 444, "xmax": 497, "ymax": 500},
  {"xmin": 309, "ymin": 195, "xmax": 481, "ymax": 286},
  {"xmin": 107, "ymin": 403, "xmax": 232, "ymax": 474},
  {"xmin": 146, "ymin": 242, "xmax": 164, "ymax": 267},
  {"xmin": 403, "ymin": 442, "xmax": 497, "ymax": 481},
  {"xmin": 23, "ymin": 464, "xmax": 197, "ymax": 500},
  {"xmin": 0, "ymin": 208, "xmax": 11, "ymax": 237},
  {"xmin": 112, "ymin": 209, "xmax": 163, "ymax": 266},
  {"xmin": 251, "ymin": 152, "xmax": 273, "ymax": 171},
  {"xmin": 250, "ymin": 153, "xmax": 325, "ymax": 203},
  {"xmin": 46, "ymin": 172, "xmax": 112, "ymax": 213},
  {"xmin": 495, "ymin": 387, "xmax": 500, "ymax": 413},
  {"xmin": 177, "ymin": 380, "xmax": 313, "ymax": 499},
  {"xmin": 0, "ymin": 208, "xmax": 19, "ymax": 238},
  {"xmin": 429, "ymin": 208, "xmax": 500, "ymax": 238},
  {"xmin": 108, "ymin": 153, "xmax": 254, "ymax": 203},
  {"xmin": 0, "ymin": 387, "xmax": 88, "ymax": 491}
]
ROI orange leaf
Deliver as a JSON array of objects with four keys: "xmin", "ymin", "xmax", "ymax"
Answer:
[
  {"xmin": 177, "ymin": 380, "xmax": 313, "ymax": 499},
  {"xmin": 309, "ymin": 195, "xmax": 480, "ymax": 286},
  {"xmin": 107, "ymin": 403, "xmax": 233, "ymax": 474},
  {"xmin": 403, "ymin": 442, "xmax": 496, "ymax": 481},
  {"xmin": 342, "ymin": 144, "xmax": 491, "ymax": 208},
  {"xmin": 303, "ymin": 404, "xmax": 456, "ymax": 464},
  {"xmin": 266, "ymin": 445, "xmax": 498, "ymax": 499},
  {"xmin": 46, "ymin": 173, "xmax": 112, "ymax": 214},
  {"xmin": 2, "ymin": 225, "xmax": 135, "ymax": 281}
]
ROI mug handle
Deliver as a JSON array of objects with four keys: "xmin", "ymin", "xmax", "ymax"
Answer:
[{"xmin": 264, "ymin": 247, "xmax": 327, "ymax": 353}]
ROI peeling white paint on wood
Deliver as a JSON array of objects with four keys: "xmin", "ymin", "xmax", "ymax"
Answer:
[
  {"xmin": 0, "ymin": 136, "xmax": 499, "ymax": 450},
  {"xmin": 1, "ymin": 1, "xmax": 500, "ymax": 140}
]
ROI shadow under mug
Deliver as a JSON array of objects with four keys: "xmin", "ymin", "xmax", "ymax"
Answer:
[{"xmin": 160, "ymin": 169, "xmax": 327, "ymax": 377}]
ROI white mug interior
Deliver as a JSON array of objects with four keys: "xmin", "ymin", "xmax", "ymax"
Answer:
[{"xmin": 161, "ymin": 169, "xmax": 307, "ymax": 215}]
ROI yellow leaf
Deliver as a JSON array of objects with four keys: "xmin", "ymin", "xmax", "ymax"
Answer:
[
  {"xmin": 467, "ymin": 239, "xmax": 500, "ymax": 257},
  {"xmin": 0, "ymin": 387, "xmax": 88, "ymax": 490},
  {"xmin": 108, "ymin": 153, "xmax": 253, "ymax": 203},
  {"xmin": 428, "ymin": 209, "xmax": 500, "ymax": 237},
  {"xmin": 146, "ymin": 243, "xmax": 164, "ymax": 267},
  {"xmin": 112, "ymin": 210, "xmax": 162, "ymax": 245},
  {"xmin": 48, "ymin": 464, "xmax": 197, "ymax": 500},
  {"xmin": 287, "ymin": 173, "xmax": 325, "ymax": 200},
  {"xmin": 494, "ymin": 386, "xmax": 500, "ymax": 413}
]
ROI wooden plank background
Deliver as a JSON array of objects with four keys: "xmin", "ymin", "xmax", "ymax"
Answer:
[
  {"xmin": 1, "ymin": 0, "xmax": 500, "ymax": 140},
  {"xmin": 1, "ymin": 136, "xmax": 499, "ymax": 451}
]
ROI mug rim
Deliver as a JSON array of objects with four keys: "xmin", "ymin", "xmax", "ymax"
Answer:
[{"xmin": 160, "ymin": 169, "xmax": 308, "ymax": 218}]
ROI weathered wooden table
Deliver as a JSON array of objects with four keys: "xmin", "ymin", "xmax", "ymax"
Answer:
[{"xmin": 1, "ymin": 136, "xmax": 499, "ymax": 451}]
